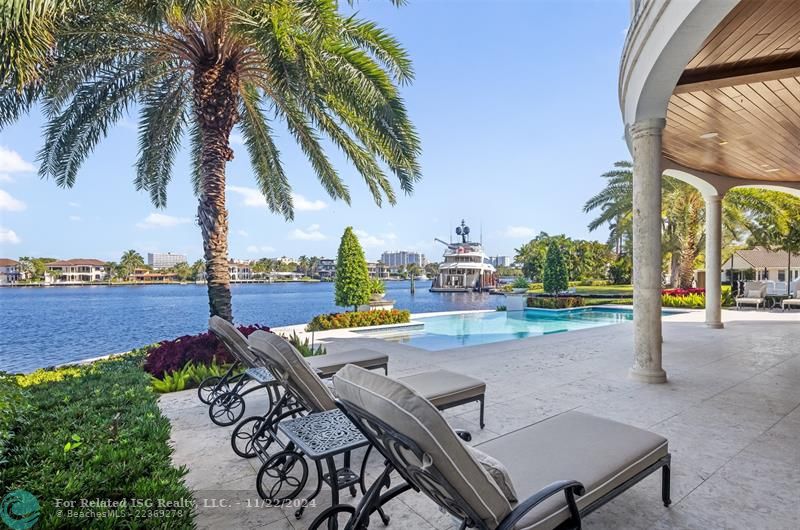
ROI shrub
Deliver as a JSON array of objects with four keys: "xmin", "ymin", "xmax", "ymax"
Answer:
[
  {"xmin": 527, "ymin": 296, "xmax": 585, "ymax": 309},
  {"xmin": 608, "ymin": 256, "xmax": 632, "ymax": 285},
  {"xmin": 284, "ymin": 330, "xmax": 327, "ymax": 357},
  {"xmin": 543, "ymin": 241, "xmax": 568, "ymax": 294},
  {"xmin": 368, "ymin": 278, "xmax": 385, "ymax": 296},
  {"xmin": 335, "ymin": 227, "xmax": 371, "ymax": 310},
  {"xmin": 662, "ymin": 288, "xmax": 705, "ymax": 296},
  {"xmin": 511, "ymin": 277, "xmax": 530, "ymax": 289},
  {"xmin": 143, "ymin": 323, "xmax": 269, "ymax": 377},
  {"xmin": 149, "ymin": 359, "xmax": 230, "ymax": 393},
  {"xmin": 0, "ymin": 374, "xmax": 31, "ymax": 466},
  {"xmin": 496, "ymin": 305, "xmax": 507, "ymax": 311},
  {"xmin": 661, "ymin": 286, "xmax": 734, "ymax": 309},
  {"xmin": 307, "ymin": 309, "xmax": 411, "ymax": 331},
  {"xmin": 0, "ymin": 352, "xmax": 194, "ymax": 528}
]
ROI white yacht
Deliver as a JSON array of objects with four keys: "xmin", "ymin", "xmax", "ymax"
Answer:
[{"xmin": 430, "ymin": 220, "xmax": 497, "ymax": 292}]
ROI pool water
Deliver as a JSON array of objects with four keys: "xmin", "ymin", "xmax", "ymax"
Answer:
[{"xmin": 368, "ymin": 308, "xmax": 637, "ymax": 351}]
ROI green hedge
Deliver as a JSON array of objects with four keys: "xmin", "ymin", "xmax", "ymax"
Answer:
[
  {"xmin": 0, "ymin": 374, "xmax": 31, "ymax": 466},
  {"xmin": 1, "ymin": 352, "xmax": 194, "ymax": 529},
  {"xmin": 307, "ymin": 309, "xmax": 411, "ymax": 331},
  {"xmin": 527, "ymin": 296, "xmax": 586, "ymax": 309}
]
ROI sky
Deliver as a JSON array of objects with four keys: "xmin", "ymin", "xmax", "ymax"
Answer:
[{"xmin": 0, "ymin": 0, "xmax": 632, "ymax": 264}]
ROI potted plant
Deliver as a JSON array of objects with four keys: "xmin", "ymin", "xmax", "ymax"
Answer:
[
  {"xmin": 511, "ymin": 276, "xmax": 530, "ymax": 294},
  {"xmin": 369, "ymin": 278, "xmax": 386, "ymax": 300}
]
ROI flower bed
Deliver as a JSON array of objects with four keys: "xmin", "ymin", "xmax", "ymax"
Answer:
[
  {"xmin": 526, "ymin": 296, "xmax": 585, "ymax": 309},
  {"xmin": 662, "ymin": 288, "xmax": 705, "ymax": 296},
  {"xmin": 661, "ymin": 286, "xmax": 733, "ymax": 309},
  {"xmin": 1, "ymin": 352, "xmax": 194, "ymax": 528},
  {"xmin": 143, "ymin": 324, "xmax": 269, "ymax": 377},
  {"xmin": 307, "ymin": 309, "xmax": 411, "ymax": 331}
]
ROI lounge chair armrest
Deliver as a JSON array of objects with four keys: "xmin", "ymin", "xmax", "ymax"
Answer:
[
  {"xmin": 455, "ymin": 429, "xmax": 472, "ymax": 442},
  {"xmin": 497, "ymin": 480, "xmax": 585, "ymax": 530}
]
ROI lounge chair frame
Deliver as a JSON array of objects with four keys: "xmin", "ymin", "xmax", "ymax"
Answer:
[{"xmin": 324, "ymin": 398, "xmax": 671, "ymax": 530}]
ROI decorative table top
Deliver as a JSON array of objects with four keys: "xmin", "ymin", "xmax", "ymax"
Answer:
[{"xmin": 278, "ymin": 409, "xmax": 368, "ymax": 459}]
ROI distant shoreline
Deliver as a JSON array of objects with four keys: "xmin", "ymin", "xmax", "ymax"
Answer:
[{"xmin": 0, "ymin": 278, "xmax": 325, "ymax": 288}]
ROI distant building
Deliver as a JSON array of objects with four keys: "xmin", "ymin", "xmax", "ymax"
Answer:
[
  {"xmin": 367, "ymin": 261, "xmax": 390, "ymax": 279},
  {"xmin": 380, "ymin": 251, "xmax": 427, "ymax": 268},
  {"xmin": 130, "ymin": 268, "xmax": 177, "ymax": 282},
  {"xmin": 229, "ymin": 260, "xmax": 253, "ymax": 281},
  {"xmin": 0, "ymin": 258, "xmax": 20, "ymax": 284},
  {"xmin": 491, "ymin": 256, "xmax": 513, "ymax": 268},
  {"xmin": 721, "ymin": 247, "xmax": 800, "ymax": 289},
  {"xmin": 46, "ymin": 259, "xmax": 107, "ymax": 283},
  {"xmin": 318, "ymin": 258, "xmax": 336, "ymax": 279},
  {"xmin": 147, "ymin": 252, "xmax": 187, "ymax": 270}
]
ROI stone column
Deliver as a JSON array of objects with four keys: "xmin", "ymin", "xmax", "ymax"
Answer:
[
  {"xmin": 704, "ymin": 194, "xmax": 724, "ymax": 328},
  {"xmin": 629, "ymin": 118, "xmax": 667, "ymax": 384}
]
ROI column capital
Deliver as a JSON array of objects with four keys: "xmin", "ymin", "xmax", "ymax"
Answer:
[
  {"xmin": 630, "ymin": 118, "xmax": 666, "ymax": 138},
  {"xmin": 703, "ymin": 193, "xmax": 724, "ymax": 203}
]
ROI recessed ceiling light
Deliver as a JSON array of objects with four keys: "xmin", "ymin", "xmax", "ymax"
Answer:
[
  {"xmin": 761, "ymin": 164, "xmax": 770, "ymax": 168},
  {"xmin": 718, "ymin": 141, "xmax": 728, "ymax": 145},
  {"xmin": 700, "ymin": 132, "xmax": 719, "ymax": 139},
  {"xmin": 765, "ymin": 168, "xmax": 781, "ymax": 173}
]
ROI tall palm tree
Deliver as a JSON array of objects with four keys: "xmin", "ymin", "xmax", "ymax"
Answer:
[
  {"xmin": 583, "ymin": 161, "xmax": 633, "ymax": 255},
  {"xmin": 120, "ymin": 249, "xmax": 145, "ymax": 278},
  {"xmin": 1, "ymin": 0, "xmax": 421, "ymax": 321}
]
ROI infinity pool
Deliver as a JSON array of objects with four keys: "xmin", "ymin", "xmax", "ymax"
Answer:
[{"xmin": 360, "ymin": 308, "xmax": 640, "ymax": 351}]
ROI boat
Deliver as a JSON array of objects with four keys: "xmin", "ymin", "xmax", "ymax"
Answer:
[
  {"xmin": 430, "ymin": 220, "xmax": 497, "ymax": 292},
  {"xmin": 414, "ymin": 274, "xmax": 429, "ymax": 281}
]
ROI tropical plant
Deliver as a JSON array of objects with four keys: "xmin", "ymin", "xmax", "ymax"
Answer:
[
  {"xmin": 306, "ymin": 309, "xmax": 410, "ymax": 331},
  {"xmin": 120, "ymin": 249, "xmax": 145, "ymax": 278},
  {"xmin": 190, "ymin": 259, "xmax": 205, "ymax": 281},
  {"xmin": 368, "ymin": 277, "xmax": 385, "ymax": 296},
  {"xmin": 527, "ymin": 296, "xmax": 584, "ymax": 309},
  {"xmin": 284, "ymin": 330, "xmax": 326, "ymax": 357},
  {"xmin": 335, "ymin": 227, "xmax": 371, "ymax": 310},
  {"xmin": 1, "ymin": 0, "xmax": 421, "ymax": 322},
  {"xmin": 583, "ymin": 161, "xmax": 633, "ymax": 255},
  {"xmin": 543, "ymin": 241, "xmax": 568, "ymax": 294},
  {"xmin": 511, "ymin": 276, "xmax": 530, "ymax": 289}
]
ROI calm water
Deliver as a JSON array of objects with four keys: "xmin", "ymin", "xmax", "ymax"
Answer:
[
  {"xmin": 0, "ymin": 281, "xmax": 497, "ymax": 373},
  {"xmin": 360, "ymin": 308, "xmax": 635, "ymax": 351}
]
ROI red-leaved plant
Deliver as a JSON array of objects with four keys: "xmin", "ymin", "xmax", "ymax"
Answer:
[
  {"xmin": 143, "ymin": 324, "xmax": 269, "ymax": 377},
  {"xmin": 661, "ymin": 288, "xmax": 705, "ymax": 297}
]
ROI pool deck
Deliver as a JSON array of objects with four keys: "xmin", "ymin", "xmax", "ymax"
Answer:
[{"xmin": 159, "ymin": 308, "xmax": 800, "ymax": 529}]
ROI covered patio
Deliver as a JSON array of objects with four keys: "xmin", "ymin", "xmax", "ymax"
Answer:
[
  {"xmin": 160, "ymin": 310, "xmax": 800, "ymax": 529},
  {"xmin": 621, "ymin": 0, "xmax": 800, "ymax": 383}
]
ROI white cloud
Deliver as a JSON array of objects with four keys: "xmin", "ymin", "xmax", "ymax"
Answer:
[
  {"xmin": 246, "ymin": 245, "xmax": 275, "ymax": 254},
  {"xmin": 293, "ymin": 193, "xmax": 327, "ymax": 212},
  {"xmin": 0, "ymin": 146, "xmax": 35, "ymax": 174},
  {"xmin": 503, "ymin": 225, "xmax": 536, "ymax": 239},
  {"xmin": 0, "ymin": 189, "xmax": 26, "ymax": 211},
  {"xmin": 228, "ymin": 186, "xmax": 327, "ymax": 212},
  {"xmin": 0, "ymin": 174, "xmax": 12, "ymax": 183},
  {"xmin": 68, "ymin": 215, "xmax": 81, "ymax": 222},
  {"xmin": 354, "ymin": 229, "xmax": 388, "ymax": 248},
  {"xmin": 0, "ymin": 226, "xmax": 20, "ymax": 244},
  {"xmin": 288, "ymin": 224, "xmax": 326, "ymax": 241},
  {"xmin": 237, "ymin": 230, "xmax": 249, "ymax": 237},
  {"xmin": 137, "ymin": 212, "xmax": 191, "ymax": 229},
  {"xmin": 68, "ymin": 201, "xmax": 80, "ymax": 208}
]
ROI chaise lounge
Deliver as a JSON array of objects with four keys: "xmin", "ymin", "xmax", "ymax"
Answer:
[
  {"xmin": 782, "ymin": 286, "xmax": 800, "ymax": 310},
  {"xmin": 332, "ymin": 364, "xmax": 671, "ymax": 530},
  {"xmin": 735, "ymin": 281, "xmax": 768, "ymax": 310}
]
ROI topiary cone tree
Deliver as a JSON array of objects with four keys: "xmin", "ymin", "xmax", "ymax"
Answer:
[
  {"xmin": 335, "ymin": 227, "xmax": 371, "ymax": 311},
  {"xmin": 543, "ymin": 241, "xmax": 569, "ymax": 295}
]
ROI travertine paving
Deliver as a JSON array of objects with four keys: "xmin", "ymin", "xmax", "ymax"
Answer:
[{"xmin": 159, "ymin": 309, "xmax": 800, "ymax": 529}]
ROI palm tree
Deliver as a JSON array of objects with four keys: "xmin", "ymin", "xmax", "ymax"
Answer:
[
  {"xmin": 583, "ymin": 161, "xmax": 633, "ymax": 256},
  {"xmin": 120, "ymin": 249, "xmax": 145, "ymax": 279},
  {"xmin": 1, "ymin": 0, "xmax": 421, "ymax": 321}
]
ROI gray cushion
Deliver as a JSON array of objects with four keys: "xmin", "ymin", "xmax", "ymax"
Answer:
[
  {"xmin": 309, "ymin": 349, "xmax": 389, "ymax": 377},
  {"xmin": 398, "ymin": 370, "xmax": 485, "ymax": 408},
  {"xmin": 475, "ymin": 411, "xmax": 668, "ymax": 530},
  {"xmin": 466, "ymin": 445, "xmax": 518, "ymax": 503},
  {"xmin": 334, "ymin": 365, "xmax": 512, "ymax": 528},
  {"xmin": 209, "ymin": 316, "xmax": 259, "ymax": 366},
  {"xmin": 249, "ymin": 331, "xmax": 336, "ymax": 412}
]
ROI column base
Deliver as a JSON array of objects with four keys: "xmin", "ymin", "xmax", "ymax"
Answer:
[
  {"xmin": 705, "ymin": 321, "xmax": 724, "ymax": 329},
  {"xmin": 629, "ymin": 366, "xmax": 667, "ymax": 384}
]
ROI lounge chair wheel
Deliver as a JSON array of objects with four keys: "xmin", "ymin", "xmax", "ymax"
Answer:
[
  {"xmin": 308, "ymin": 505, "xmax": 356, "ymax": 530},
  {"xmin": 256, "ymin": 450, "xmax": 308, "ymax": 503},
  {"xmin": 197, "ymin": 376, "xmax": 230, "ymax": 404},
  {"xmin": 231, "ymin": 416, "xmax": 276, "ymax": 458},
  {"xmin": 209, "ymin": 392, "xmax": 246, "ymax": 427}
]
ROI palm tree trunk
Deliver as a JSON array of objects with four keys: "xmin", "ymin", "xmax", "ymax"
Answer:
[{"xmin": 193, "ymin": 62, "xmax": 239, "ymax": 321}]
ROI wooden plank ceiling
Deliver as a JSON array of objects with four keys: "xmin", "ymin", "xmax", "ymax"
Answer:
[{"xmin": 664, "ymin": 0, "xmax": 800, "ymax": 182}]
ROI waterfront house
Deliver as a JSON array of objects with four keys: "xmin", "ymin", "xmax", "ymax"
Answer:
[
  {"xmin": 45, "ymin": 259, "xmax": 107, "ymax": 283},
  {"xmin": 228, "ymin": 260, "xmax": 253, "ymax": 281},
  {"xmin": 367, "ymin": 261, "xmax": 391, "ymax": 279},
  {"xmin": 317, "ymin": 258, "xmax": 336, "ymax": 280},
  {"xmin": 130, "ymin": 268, "xmax": 178, "ymax": 283},
  {"xmin": 0, "ymin": 258, "xmax": 20, "ymax": 284},
  {"xmin": 721, "ymin": 247, "xmax": 800, "ymax": 294}
]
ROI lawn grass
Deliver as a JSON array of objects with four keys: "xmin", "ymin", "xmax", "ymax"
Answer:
[{"xmin": 0, "ymin": 352, "xmax": 194, "ymax": 529}]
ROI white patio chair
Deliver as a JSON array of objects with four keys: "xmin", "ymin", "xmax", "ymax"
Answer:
[
  {"xmin": 781, "ymin": 286, "xmax": 800, "ymax": 311},
  {"xmin": 735, "ymin": 281, "xmax": 767, "ymax": 309}
]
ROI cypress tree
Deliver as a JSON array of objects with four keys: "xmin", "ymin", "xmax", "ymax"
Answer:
[
  {"xmin": 335, "ymin": 227, "xmax": 371, "ymax": 311},
  {"xmin": 543, "ymin": 241, "xmax": 569, "ymax": 294}
]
